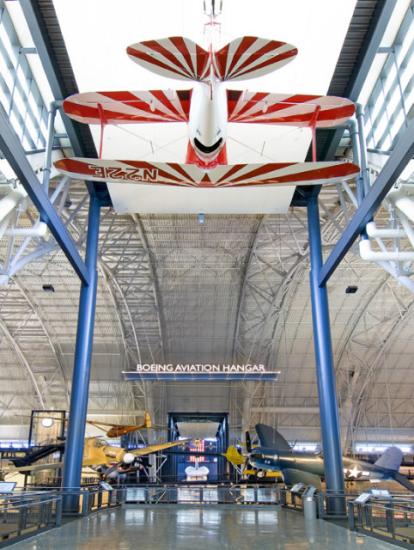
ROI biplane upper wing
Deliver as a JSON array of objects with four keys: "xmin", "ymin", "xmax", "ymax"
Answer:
[
  {"xmin": 63, "ymin": 90, "xmax": 191, "ymax": 125},
  {"xmin": 227, "ymin": 91, "xmax": 355, "ymax": 127},
  {"xmin": 131, "ymin": 438, "xmax": 190, "ymax": 457}
]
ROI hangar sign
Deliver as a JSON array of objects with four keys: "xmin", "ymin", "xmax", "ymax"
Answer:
[{"xmin": 123, "ymin": 363, "xmax": 279, "ymax": 381}]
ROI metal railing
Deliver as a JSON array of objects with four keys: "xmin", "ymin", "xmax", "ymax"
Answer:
[
  {"xmin": 348, "ymin": 498, "xmax": 414, "ymax": 548},
  {"xmin": 0, "ymin": 485, "xmax": 125, "ymax": 546},
  {"xmin": 0, "ymin": 491, "xmax": 61, "ymax": 547},
  {"xmin": 78, "ymin": 486, "xmax": 125, "ymax": 515},
  {"xmin": 282, "ymin": 488, "xmax": 413, "ymax": 516},
  {"xmin": 279, "ymin": 487, "xmax": 379, "ymax": 519},
  {"xmin": 125, "ymin": 484, "xmax": 279, "ymax": 505}
]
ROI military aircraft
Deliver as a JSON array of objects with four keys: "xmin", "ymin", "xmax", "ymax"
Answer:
[
  {"xmin": 54, "ymin": 2, "xmax": 359, "ymax": 202},
  {"xmin": 3, "ymin": 434, "xmax": 189, "ymax": 480},
  {"xmin": 226, "ymin": 424, "xmax": 414, "ymax": 491}
]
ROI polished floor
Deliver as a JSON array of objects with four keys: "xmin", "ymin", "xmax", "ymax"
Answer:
[{"xmin": 10, "ymin": 505, "xmax": 399, "ymax": 549}]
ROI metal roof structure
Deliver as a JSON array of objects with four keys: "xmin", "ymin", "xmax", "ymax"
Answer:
[{"xmin": 0, "ymin": 0, "xmax": 413, "ymax": 459}]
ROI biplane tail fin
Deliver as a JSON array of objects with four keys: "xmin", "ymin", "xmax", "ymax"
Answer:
[
  {"xmin": 223, "ymin": 445, "xmax": 245, "ymax": 467},
  {"xmin": 144, "ymin": 411, "xmax": 152, "ymax": 429},
  {"xmin": 213, "ymin": 37, "xmax": 297, "ymax": 81},
  {"xmin": 127, "ymin": 37, "xmax": 210, "ymax": 81}
]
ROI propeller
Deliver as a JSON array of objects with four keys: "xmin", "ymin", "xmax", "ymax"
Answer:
[{"xmin": 245, "ymin": 430, "xmax": 252, "ymax": 453}]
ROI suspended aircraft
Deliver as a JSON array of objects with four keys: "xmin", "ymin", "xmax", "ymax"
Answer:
[
  {"xmin": 54, "ymin": 2, "xmax": 359, "ymax": 197},
  {"xmin": 2, "ymin": 411, "xmax": 152, "ymax": 472},
  {"xmin": 3, "ymin": 437, "xmax": 190, "ymax": 480},
  {"xmin": 3, "ymin": 433, "xmax": 189, "ymax": 480},
  {"xmin": 86, "ymin": 411, "xmax": 152, "ymax": 438},
  {"xmin": 226, "ymin": 424, "xmax": 414, "ymax": 491}
]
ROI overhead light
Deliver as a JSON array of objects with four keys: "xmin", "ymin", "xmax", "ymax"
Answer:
[
  {"xmin": 42, "ymin": 284, "xmax": 55, "ymax": 293},
  {"xmin": 198, "ymin": 213, "xmax": 205, "ymax": 225},
  {"xmin": 345, "ymin": 285, "xmax": 358, "ymax": 294},
  {"xmin": 41, "ymin": 417, "xmax": 54, "ymax": 428}
]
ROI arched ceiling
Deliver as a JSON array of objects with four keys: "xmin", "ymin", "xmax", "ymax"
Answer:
[{"xmin": 0, "ymin": 0, "xmax": 413, "ymax": 451}]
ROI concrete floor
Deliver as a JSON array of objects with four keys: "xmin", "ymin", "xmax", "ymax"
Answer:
[{"xmin": 10, "ymin": 505, "xmax": 399, "ymax": 549}]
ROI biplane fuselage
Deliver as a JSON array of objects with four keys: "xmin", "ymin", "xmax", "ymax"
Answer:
[{"xmin": 188, "ymin": 79, "xmax": 228, "ymax": 167}]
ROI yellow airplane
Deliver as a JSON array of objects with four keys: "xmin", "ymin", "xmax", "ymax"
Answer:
[
  {"xmin": 81, "ymin": 436, "xmax": 189, "ymax": 467},
  {"xmin": 223, "ymin": 445, "xmax": 282, "ymax": 480},
  {"xmin": 86, "ymin": 411, "xmax": 152, "ymax": 438},
  {"xmin": 3, "ymin": 436, "xmax": 190, "ymax": 478}
]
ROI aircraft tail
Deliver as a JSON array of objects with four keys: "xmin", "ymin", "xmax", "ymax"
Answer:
[
  {"xmin": 126, "ymin": 36, "xmax": 296, "ymax": 83},
  {"xmin": 393, "ymin": 472, "xmax": 414, "ymax": 492},
  {"xmin": 223, "ymin": 445, "xmax": 245, "ymax": 467},
  {"xmin": 374, "ymin": 446, "xmax": 403, "ymax": 472},
  {"xmin": 144, "ymin": 411, "xmax": 152, "ymax": 429},
  {"xmin": 255, "ymin": 424, "xmax": 291, "ymax": 452},
  {"xmin": 213, "ymin": 37, "xmax": 297, "ymax": 81},
  {"xmin": 127, "ymin": 37, "xmax": 210, "ymax": 81}
]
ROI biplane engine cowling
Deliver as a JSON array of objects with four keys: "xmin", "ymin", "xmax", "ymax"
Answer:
[{"xmin": 122, "ymin": 453, "xmax": 135, "ymax": 464}]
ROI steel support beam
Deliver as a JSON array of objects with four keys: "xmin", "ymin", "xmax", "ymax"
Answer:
[
  {"xmin": 251, "ymin": 407, "xmax": 320, "ymax": 415},
  {"xmin": 307, "ymin": 196, "xmax": 345, "ymax": 508},
  {"xmin": 19, "ymin": 0, "xmax": 111, "ymax": 206},
  {"xmin": 0, "ymin": 105, "xmax": 89, "ymax": 284},
  {"xmin": 320, "ymin": 116, "xmax": 414, "ymax": 285},
  {"xmin": 322, "ymin": 0, "xmax": 397, "ymax": 161},
  {"xmin": 19, "ymin": 0, "xmax": 88, "ymax": 158},
  {"xmin": 62, "ymin": 194, "xmax": 100, "ymax": 512}
]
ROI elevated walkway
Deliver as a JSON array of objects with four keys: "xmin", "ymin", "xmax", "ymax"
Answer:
[{"xmin": 8, "ymin": 505, "xmax": 398, "ymax": 550}]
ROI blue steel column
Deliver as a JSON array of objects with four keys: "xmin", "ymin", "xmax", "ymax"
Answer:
[
  {"xmin": 62, "ymin": 193, "xmax": 101, "ymax": 511},
  {"xmin": 307, "ymin": 195, "xmax": 345, "ymax": 504}
]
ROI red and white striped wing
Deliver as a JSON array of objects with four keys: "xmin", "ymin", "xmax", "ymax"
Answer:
[
  {"xmin": 227, "ymin": 91, "xmax": 355, "ymax": 128},
  {"xmin": 63, "ymin": 90, "xmax": 191, "ymax": 125},
  {"xmin": 55, "ymin": 159, "xmax": 359, "ymax": 188},
  {"xmin": 127, "ymin": 37, "xmax": 210, "ymax": 81},
  {"xmin": 213, "ymin": 37, "xmax": 297, "ymax": 81}
]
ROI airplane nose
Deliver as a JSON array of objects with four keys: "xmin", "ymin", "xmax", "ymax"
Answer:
[{"xmin": 194, "ymin": 137, "xmax": 222, "ymax": 155}]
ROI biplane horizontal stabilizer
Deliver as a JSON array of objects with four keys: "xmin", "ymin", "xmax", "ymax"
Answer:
[
  {"xmin": 213, "ymin": 36, "xmax": 297, "ymax": 81},
  {"xmin": 127, "ymin": 37, "xmax": 210, "ymax": 81},
  {"xmin": 126, "ymin": 36, "xmax": 297, "ymax": 83}
]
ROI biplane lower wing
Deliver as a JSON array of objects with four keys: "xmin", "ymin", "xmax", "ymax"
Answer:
[
  {"xmin": 63, "ymin": 90, "xmax": 191, "ymax": 125},
  {"xmin": 227, "ymin": 91, "xmax": 355, "ymax": 127},
  {"xmin": 55, "ymin": 158, "xmax": 359, "ymax": 188}
]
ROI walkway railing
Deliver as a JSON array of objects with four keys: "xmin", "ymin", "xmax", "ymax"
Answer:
[
  {"xmin": 0, "ymin": 491, "xmax": 61, "ymax": 547},
  {"xmin": 0, "ymin": 486, "xmax": 126, "ymax": 546},
  {"xmin": 278, "ymin": 487, "xmax": 354, "ymax": 518},
  {"xmin": 348, "ymin": 497, "xmax": 414, "ymax": 548},
  {"xmin": 125, "ymin": 484, "xmax": 278, "ymax": 505}
]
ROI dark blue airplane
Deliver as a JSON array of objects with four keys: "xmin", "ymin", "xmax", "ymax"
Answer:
[{"xmin": 246, "ymin": 424, "xmax": 414, "ymax": 491}]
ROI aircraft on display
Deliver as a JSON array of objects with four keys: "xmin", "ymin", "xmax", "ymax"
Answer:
[
  {"xmin": 86, "ymin": 411, "xmax": 152, "ymax": 438},
  {"xmin": 1, "ymin": 412, "xmax": 188, "ymax": 480},
  {"xmin": 3, "ymin": 437, "xmax": 190, "ymax": 479},
  {"xmin": 226, "ymin": 424, "xmax": 414, "ymax": 491},
  {"xmin": 54, "ymin": 2, "xmax": 359, "ymax": 197}
]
